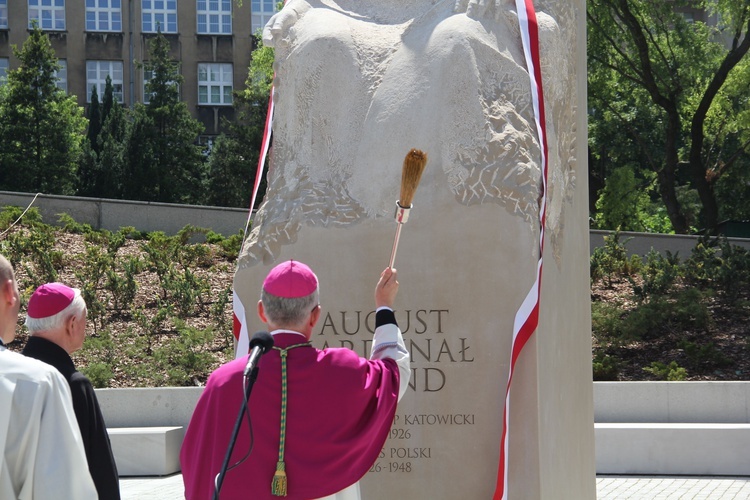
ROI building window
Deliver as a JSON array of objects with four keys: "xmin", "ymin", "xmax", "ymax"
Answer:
[
  {"xmin": 86, "ymin": 0, "xmax": 122, "ymax": 32},
  {"xmin": 0, "ymin": 0, "xmax": 8, "ymax": 30},
  {"xmin": 142, "ymin": 0, "xmax": 177, "ymax": 33},
  {"xmin": 198, "ymin": 63, "xmax": 232, "ymax": 105},
  {"xmin": 197, "ymin": 0, "xmax": 231, "ymax": 35},
  {"xmin": 0, "ymin": 58, "xmax": 8, "ymax": 85},
  {"xmin": 55, "ymin": 59, "xmax": 67, "ymax": 92},
  {"xmin": 28, "ymin": 0, "xmax": 66, "ymax": 31},
  {"xmin": 251, "ymin": 0, "xmax": 277, "ymax": 33},
  {"xmin": 87, "ymin": 60, "xmax": 124, "ymax": 102}
]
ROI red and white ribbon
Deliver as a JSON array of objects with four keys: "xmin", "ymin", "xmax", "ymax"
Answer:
[
  {"xmin": 242, "ymin": 85, "xmax": 276, "ymax": 241},
  {"xmin": 233, "ymin": 83, "xmax": 276, "ymax": 357},
  {"xmin": 494, "ymin": 1, "xmax": 549, "ymax": 498}
]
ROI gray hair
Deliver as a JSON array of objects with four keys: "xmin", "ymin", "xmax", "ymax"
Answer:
[
  {"xmin": 261, "ymin": 287, "xmax": 319, "ymax": 329},
  {"xmin": 25, "ymin": 289, "xmax": 86, "ymax": 333}
]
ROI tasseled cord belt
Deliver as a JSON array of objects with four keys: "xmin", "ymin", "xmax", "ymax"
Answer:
[{"xmin": 271, "ymin": 342, "xmax": 312, "ymax": 497}]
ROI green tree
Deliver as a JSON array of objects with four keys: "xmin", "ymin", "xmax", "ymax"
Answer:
[
  {"xmin": 78, "ymin": 86, "xmax": 102, "ymax": 197},
  {"xmin": 97, "ymin": 84, "xmax": 128, "ymax": 199},
  {"xmin": 87, "ymin": 86, "xmax": 102, "ymax": 154},
  {"xmin": 205, "ymin": 33, "xmax": 273, "ymax": 207},
  {"xmin": 588, "ymin": 0, "xmax": 750, "ymax": 234},
  {"xmin": 101, "ymin": 74, "xmax": 115, "ymax": 125},
  {"xmin": 594, "ymin": 166, "xmax": 650, "ymax": 231},
  {"xmin": 124, "ymin": 33, "xmax": 206, "ymax": 203},
  {"xmin": 0, "ymin": 25, "xmax": 86, "ymax": 194},
  {"xmin": 204, "ymin": 134, "xmax": 254, "ymax": 207},
  {"xmin": 78, "ymin": 76, "xmax": 126, "ymax": 199}
]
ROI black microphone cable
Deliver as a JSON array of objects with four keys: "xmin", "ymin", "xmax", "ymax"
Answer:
[{"xmin": 212, "ymin": 331, "xmax": 274, "ymax": 500}]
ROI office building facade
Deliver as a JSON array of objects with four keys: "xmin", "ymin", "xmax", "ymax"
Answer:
[{"xmin": 0, "ymin": 0, "xmax": 278, "ymax": 137}]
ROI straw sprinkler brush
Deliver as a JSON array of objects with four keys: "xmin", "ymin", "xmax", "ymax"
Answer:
[{"xmin": 388, "ymin": 148, "xmax": 428, "ymax": 269}]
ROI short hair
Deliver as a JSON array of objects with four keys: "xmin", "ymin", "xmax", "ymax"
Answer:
[
  {"xmin": 261, "ymin": 287, "xmax": 319, "ymax": 329},
  {"xmin": 25, "ymin": 291, "xmax": 87, "ymax": 333}
]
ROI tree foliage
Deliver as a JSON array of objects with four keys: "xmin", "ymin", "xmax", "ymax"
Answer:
[
  {"xmin": 79, "ymin": 76, "xmax": 126, "ymax": 199},
  {"xmin": 124, "ymin": 33, "xmax": 206, "ymax": 203},
  {"xmin": 594, "ymin": 166, "xmax": 670, "ymax": 232},
  {"xmin": 205, "ymin": 33, "xmax": 273, "ymax": 207},
  {"xmin": 87, "ymin": 86, "xmax": 102, "ymax": 154},
  {"xmin": 97, "ymin": 79, "xmax": 128, "ymax": 198},
  {"xmin": 588, "ymin": 0, "xmax": 750, "ymax": 234},
  {"xmin": 0, "ymin": 25, "xmax": 86, "ymax": 195}
]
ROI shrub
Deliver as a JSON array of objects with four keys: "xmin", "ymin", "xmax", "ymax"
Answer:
[
  {"xmin": 104, "ymin": 256, "xmax": 141, "ymax": 313},
  {"xmin": 58, "ymin": 212, "xmax": 95, "ymax": 235},
  {"xmin": 152, "ymin": 320, "xmax": 217, "ymax": 386},
  {"xmin": 0, "ymin": 205, "xmax": 45, "ymax": 230},
  {"xmin": 678, "ymin": 339, "xmax": 731, "ymax": 371},
  {"xmin": 591, "ymin": 302, "xmax": 625, "ymax": 340},
  {"xmin": 211, "ymin": 285, "xmax": 234, "ymax": 348},
  {"xmin": 82, "ymin": 362, "xmax": 115, "ymax": 388},
  {"xmin": 206, "ymin": 230, "xmax": 244, "ymax": 259},
  {"xmin": 643, "ymin": 361, "xmax": 687, "ymax": 381},
  {"xmin": 592, "ymin": 353, "xmax": 620, "ymax": 381},
  {"xmin": 684, "ymin": 237, "xmax": 750, "ymax": 304},
  {"xmin": 81, "ymin": 328, "xmax": 116, "ymax": 365},
  {"xmin": 618, "ymin": 288, "xmax": 710, "ymax": 340},
  {"xmin": 590, "ymin": 231, "xmax": 641, "ymax": 286},
  {"xmin": 631, "ymin": 249, "xmax": 680, "ymax": 301}
]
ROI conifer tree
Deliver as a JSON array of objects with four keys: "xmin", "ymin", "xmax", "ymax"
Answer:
[
  {"xmin": 87, "ymin": 86, "xmax": 102, "ymax": 154},
  {"xmin": 124, "ymin": 32, "xmax": 205, "ymax": 203},
  {"xmin": 0, "ymin": 24, "xmax": 86, "ymax": 194}
]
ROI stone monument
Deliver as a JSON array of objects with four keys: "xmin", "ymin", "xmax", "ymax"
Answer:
[{"xmin": 234, "ymin": 0, "xmax": 595, "ymax": 497}]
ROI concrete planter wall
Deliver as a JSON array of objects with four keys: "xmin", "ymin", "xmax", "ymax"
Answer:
[
  {"xmin": 0, "ymin": 191, "xmax": 249, "ymax": 237},
  {"xmin": 593, "ymin": 382, "xmax": 750, "ymax": 476},
  {"xmin": 97, "ymin": 387, "xmax": 203, "ymax": 428},
  {"xmin": 594, "ymin": 381, "xmax": 750, "ymax": 423}
]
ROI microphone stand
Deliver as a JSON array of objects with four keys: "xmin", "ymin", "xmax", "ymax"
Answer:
[{"xmin": 213, "ymin": 367, "xmax": 260, "ymax": 500}]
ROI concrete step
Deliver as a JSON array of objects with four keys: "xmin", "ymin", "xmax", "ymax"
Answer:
[
  {"xmin": 595, "ymin": 423, "xmax": 750, "ymax": 476},
  {"xmin": 108, "ymin": 426, "xmax": 185, "ymax": 477}
]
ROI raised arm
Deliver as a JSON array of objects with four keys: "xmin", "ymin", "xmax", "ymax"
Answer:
[{"xmin": 371, "ymin": 267, "xmax": 410, "ymax": 401}]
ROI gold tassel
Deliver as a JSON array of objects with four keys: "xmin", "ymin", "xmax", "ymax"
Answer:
[{"xmin": 271, "ymin": 460, "xmax": 288, "ymax": 497}]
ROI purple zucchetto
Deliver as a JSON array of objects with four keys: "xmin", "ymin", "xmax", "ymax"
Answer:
[
  {"xmin": 27, "ymin": 283, "xmax": 79, "ymax": 319},
  {"xmin": 263, "ymin": 260, "xmax": 318, "ymax": 298}
]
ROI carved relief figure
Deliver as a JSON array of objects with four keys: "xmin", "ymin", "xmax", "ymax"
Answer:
[{"xmin": 241, "ymin": 0, "xmax": 577, "ymax": 265}]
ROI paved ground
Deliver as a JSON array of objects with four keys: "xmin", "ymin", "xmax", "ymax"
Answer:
[
  {"xmin": 596, "ymin": 475, "xmax": 750, "ymax": 499},
  {"xmin": 120, "ymin": 474, "xmax": 750, "ymax": 499}
]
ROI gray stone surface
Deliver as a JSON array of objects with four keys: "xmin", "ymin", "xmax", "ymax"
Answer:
[
  {"xmin": 97, "ymin": 387, "xmax": 202, "ymax": 428},
  {"xmin": 109, "ymin": 426, "xmax": 185, "ymax": 476},
  {"xmin": 594, "ymin": 382, "xmax": 750, "ymax": 423},
  {"xmin": 596, "ymin": 423, "xmax": 750, "ymax": 475}
]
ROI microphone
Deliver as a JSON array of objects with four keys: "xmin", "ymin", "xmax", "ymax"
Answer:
[{"xmin": 243, "ymin": 331, "xmax": 274, "ymax": 378}]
